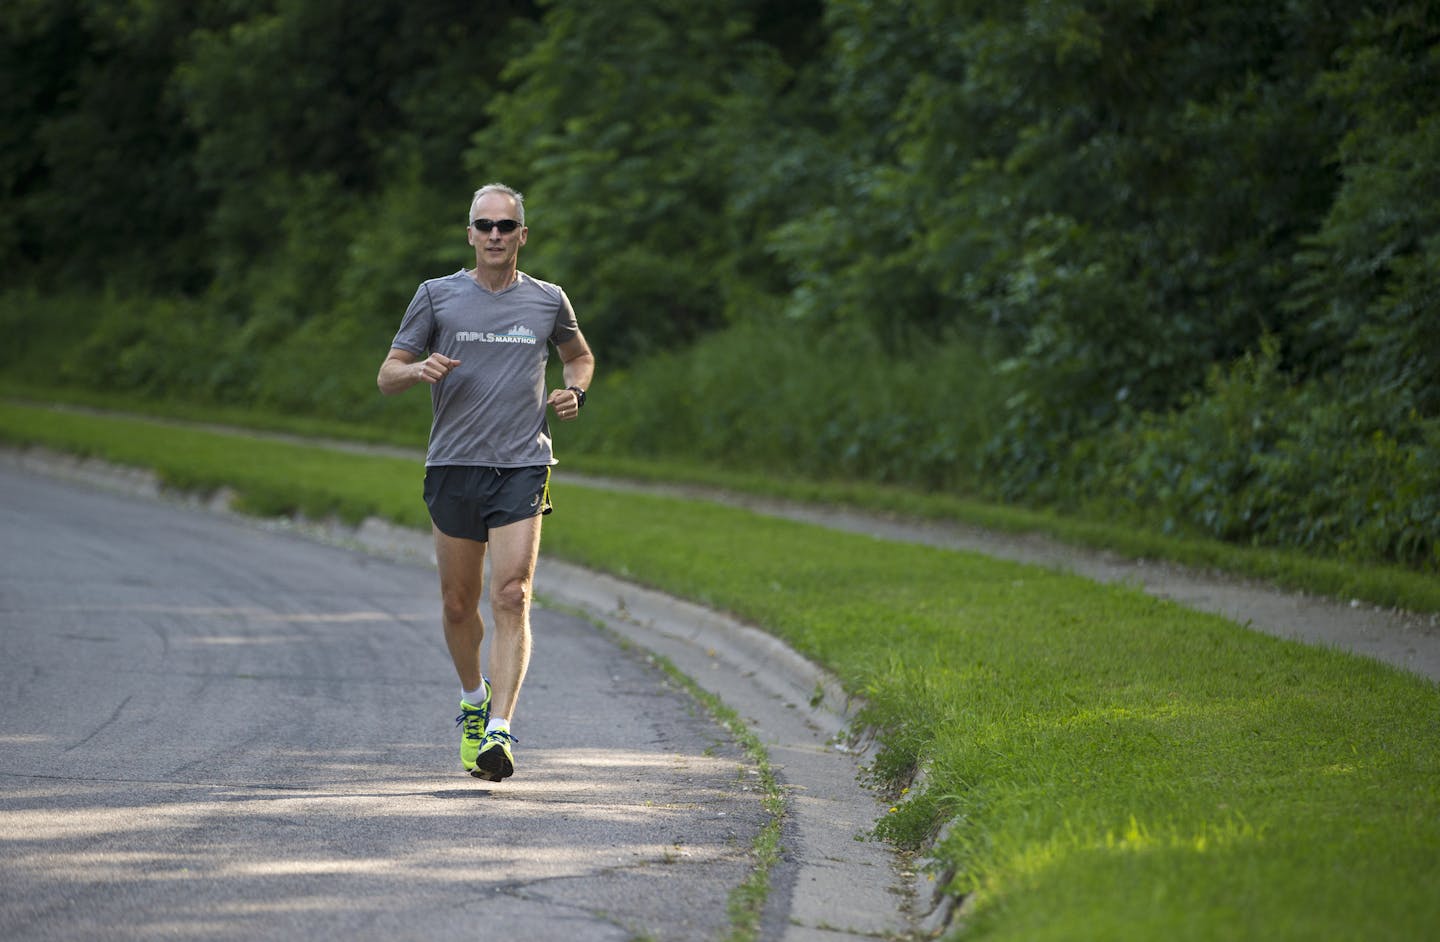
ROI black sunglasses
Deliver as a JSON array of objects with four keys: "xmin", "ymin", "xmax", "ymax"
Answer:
[{"xmin": 472, "ymin": 218, "xmax": 521, "ymax": 233}]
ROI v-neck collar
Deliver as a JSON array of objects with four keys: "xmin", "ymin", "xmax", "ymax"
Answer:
[{"xmin": 465, "ymin": 268, "xmax": 523, "ymax": 296}]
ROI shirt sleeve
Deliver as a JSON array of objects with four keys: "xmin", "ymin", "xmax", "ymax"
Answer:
[
  {"xmin": 549, "ymin": 287, "xmax": 580, "ymax": 345},
  {"xmin": 390, "ymin": 282, "xmax": 435, "ymax": 356}
]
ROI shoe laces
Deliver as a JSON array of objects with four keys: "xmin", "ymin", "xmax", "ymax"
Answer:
[
  {"xmin": 483, "ymin": 729, "xmax": 518, "ymax": 746},
  {"xmin": 455, "ymin": 709, "xmax": 485, "ymax": 741}
]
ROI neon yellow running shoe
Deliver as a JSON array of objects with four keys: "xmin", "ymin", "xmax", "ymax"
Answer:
[
  {"xmin": 472, "ymin": 729, "xmax": 518, "ymax": 782},
  {"xmin": 455, "ymin": 679, "xmax": 491, "ymax": 772}
]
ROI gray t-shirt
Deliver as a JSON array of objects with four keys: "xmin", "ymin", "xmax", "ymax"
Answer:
[{"xmin": 390, "ymin": 269, "xmax": 580, "ymax": 467}]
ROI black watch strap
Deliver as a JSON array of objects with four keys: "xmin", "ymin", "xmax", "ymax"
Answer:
[{"xmin": 568, "ymin": 385, "xmax": 587, "ymax": 408}]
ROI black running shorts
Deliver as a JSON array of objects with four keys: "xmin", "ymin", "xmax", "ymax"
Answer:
[{"xmin": 423, "ymin": 465, "xmax": 553, "ymax": 542}]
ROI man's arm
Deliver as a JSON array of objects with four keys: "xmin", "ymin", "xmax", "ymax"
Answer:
[
  {"xmin": 559, "ymin": 331, "xmax": 594, "ymax": 392},
  {"xmin": 377, "ymin": 348, "xmax": 460, "ymax": 395},
  {"xmin": 547, "ymin": 331, "xmax": 595, "ymax": 420}
]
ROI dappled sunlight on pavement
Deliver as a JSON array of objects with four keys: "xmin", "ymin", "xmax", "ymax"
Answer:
[{"xmin": 0, "ymin": 464, "xmax": 771, "ymax": 941}]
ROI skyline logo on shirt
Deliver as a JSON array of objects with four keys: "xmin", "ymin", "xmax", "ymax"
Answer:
[{"xmin": 455, "ymin": 324, "xmax": 538, "ymax": 346}]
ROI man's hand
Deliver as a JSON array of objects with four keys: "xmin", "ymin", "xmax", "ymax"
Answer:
[
  {"xmin": 548, "ymin": 387, "xmax": 583, "ymax": 421},
  {"xmin": 416, "ymin": 354, "xmax": 461, "ymax": 384}
]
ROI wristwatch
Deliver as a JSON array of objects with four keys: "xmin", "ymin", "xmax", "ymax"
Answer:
[{"xmin": 568, "ymin": 385, "xmax": 587, "ymax": 409}]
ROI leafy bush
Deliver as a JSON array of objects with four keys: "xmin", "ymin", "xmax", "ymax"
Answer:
[{"xmin": 1074, "ymin": 341, "xmax": 1439, "ymax": 571}]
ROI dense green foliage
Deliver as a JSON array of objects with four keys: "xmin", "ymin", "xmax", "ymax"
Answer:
[
  {"xmin": 561, "ymin": 323, "xmax": 1440, "ymax": 573},
  {"xmin": 2, "ymin": 0, "xmax": 1437, "ymax": 571}
]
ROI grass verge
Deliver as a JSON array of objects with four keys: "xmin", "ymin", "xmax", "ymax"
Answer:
[
  {"xmin": 3, "ymin": 402, "xmax": 1439, "ymax": 940},
  {"xmin": 9, "ymin": 386, "xmax": 1432, "ymax": 615},
  {"xmin": 0, "ymin": 400, "xmax": 428, "ymax": 528},
  {"xmin": 558, "ymin": 453, "xmax": 1440, "ymax": 616}
]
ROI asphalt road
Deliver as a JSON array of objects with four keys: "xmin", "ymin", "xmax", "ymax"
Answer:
[{"xmin": 0, "ymin": 465, "xmax": 775, "ymax": 941}]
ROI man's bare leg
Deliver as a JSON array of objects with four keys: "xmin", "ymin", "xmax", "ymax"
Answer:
[
  {"xmin": 484, "ymin": 513, "xmax": 544, "ymax": 723},
  {"xmin": 433, "ymin": 526, "xmax": 488, "ymax": 693}
]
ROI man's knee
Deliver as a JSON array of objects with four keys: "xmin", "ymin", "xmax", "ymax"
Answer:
[
  {"xmin": 440, "ymin": 586, "xmax": 480, "ymax": 625},
  {"xmin": 491, "ymin": 576, "xmax": 532, "ymax": 617}
]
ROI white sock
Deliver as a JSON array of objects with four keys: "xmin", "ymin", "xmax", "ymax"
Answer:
[
  {"xmin": 462, "ymin": 685, "xmax": 487, "ymax": 706},
  {"xmin": 486, "ymin": 717, "xmax": 510, "ymax": 735}
]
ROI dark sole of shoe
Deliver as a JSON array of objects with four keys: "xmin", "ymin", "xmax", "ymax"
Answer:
[{"xmin": 473, "ymin": 755, "xmax": 513, "ymax": 782}]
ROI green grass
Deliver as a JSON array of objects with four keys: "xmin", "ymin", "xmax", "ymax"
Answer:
[
  {"xmin": 0, "ymin": 400, "xmax": 427, "ymax": 527},
  {"xmin": 547, "ymin": 489, "xmax": 1440, "ymax": 941},
  {"xmin": 7, "ymin": 386, "xmax": 1436, "ymax": 614},
  {"xmin": 3, "ymin": 401, "xmax": 1439, "ymax": 940},
  {"xmin": 559, "ymin": 452, "xmax": 1440, "ymax": 616},
  {"xmin": 0, "ymin": 380, "xmax": 431, "ymax": 450}
]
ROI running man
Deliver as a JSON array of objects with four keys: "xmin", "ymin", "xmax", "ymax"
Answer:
[{"xmin": 377, "ymin": 182, "xmax": 595, "ymax": 781}]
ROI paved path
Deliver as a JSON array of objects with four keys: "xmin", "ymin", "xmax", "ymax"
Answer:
[{"xmin": 0, "ymin": 466, "xmax": 775, "ymax": 941}]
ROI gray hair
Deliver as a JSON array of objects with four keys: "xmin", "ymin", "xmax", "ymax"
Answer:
[{"xmin": 469, "ymin": 182, "xmax": 526, "ymax": 225}]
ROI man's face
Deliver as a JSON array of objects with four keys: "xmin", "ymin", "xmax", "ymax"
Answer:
[{"xmin": 467, "ymin": 192, "xmax": 528, "ymax": 269}]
